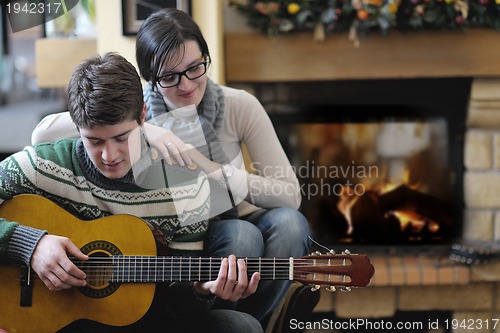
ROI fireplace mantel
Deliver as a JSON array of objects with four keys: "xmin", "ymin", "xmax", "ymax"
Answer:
[{"xmin": 224, "ymin": 29, "xmax": 500, "ymax": 82}]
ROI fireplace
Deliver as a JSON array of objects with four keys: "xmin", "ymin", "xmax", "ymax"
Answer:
[
  {"xmin": 273, "ymin": 111, "xmax": 460, "ymax": 248},
  {"xmin": 247, "ymin": 78, "xmax": 471, "ymax": 253},
  {"xmin": 225, "ymin": 77, "xmax": 500, "ymax": 326},
  {"xmin": 224, "ymin": 29, "xmax": 500, "ymax": 325}
]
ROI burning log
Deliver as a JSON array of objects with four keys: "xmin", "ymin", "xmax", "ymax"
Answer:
[
  {"xmin": 348, "ymin": 190, "xmax": 402, "ymax": 243},
  {"xmin": 348, "ymin": 185, "xmax": 454, "ymax": 243},
  {"xmin": 378, "ymin": 185, "xmax": 454, "ymax": 228}
]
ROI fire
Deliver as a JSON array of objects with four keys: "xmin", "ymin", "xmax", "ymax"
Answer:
[
  {"xmin": 337, "ymin": 167, "xmax": 441, "ymax": 237},
  {"xmin": 337, "ymin": 186, "xmax": 358, "ymax": 235}
]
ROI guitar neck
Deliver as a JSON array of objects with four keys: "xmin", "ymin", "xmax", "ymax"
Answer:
[{"xmin": 78, "ymin": 256, "xmax": 295, "ymax": 283}]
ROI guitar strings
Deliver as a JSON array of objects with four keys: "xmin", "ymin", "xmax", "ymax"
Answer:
[
  {"xmin": 11, "ymin": 257, "xmax": 351, "ymax": 285},
  {"xmin": 75, "ymin": 263, "xmax": 349, "ymax": 269},
  {"xmin": 66, "ymin": 257, "xmax": 352, "ymax": 284},
  {"xmin": 69, "ymin": 257, "xmax": 351, "ymax": 264},
  {"xmin": 17, "ymin": 256, "xmax": 351, "ymax": 286},
  {"xmin": 71, "ymin": 258, "xmax": 352, "ymax": 271}
]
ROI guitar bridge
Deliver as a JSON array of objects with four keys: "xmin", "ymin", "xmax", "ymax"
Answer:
[{"xmin": 20, "ymin": 265, "xmax": 33, "ymax": 307}]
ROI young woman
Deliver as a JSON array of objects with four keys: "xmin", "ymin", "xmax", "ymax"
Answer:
[{"xmin": 31, "ymin": 8, "xmax": 312, "ymax": 328}]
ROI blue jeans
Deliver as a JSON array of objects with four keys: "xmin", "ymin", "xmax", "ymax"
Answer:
[{"xmin": 204, "ymin": 207, "xmax": 312, "ymax": 326}]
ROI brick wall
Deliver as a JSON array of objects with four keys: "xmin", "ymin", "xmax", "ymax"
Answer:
[{"xmin": 465, "ymin": 79, "xmax": 500, "ymax": 241}]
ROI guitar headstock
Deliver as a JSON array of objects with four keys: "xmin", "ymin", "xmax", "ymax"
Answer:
[{"xmin": 293, "ymin": 249, "xmax": 375, "ymax": 291}]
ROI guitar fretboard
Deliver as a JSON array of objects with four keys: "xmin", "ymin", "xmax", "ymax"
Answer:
[
  {"xmin": 71, "ymin": 254, "xmax": 366, "ymax": 287},
  {"xmin": 77, "ymin": 256, "xmax": 297, "ymax": 283}
]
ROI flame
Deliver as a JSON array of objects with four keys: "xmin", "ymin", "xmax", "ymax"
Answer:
[
  {"xmin": 392, "ymin": 211, "xmax": 424, "ymax": 231},
  {"xmin": 390, "ymin": 210, "xmax": 440, "ymax": 234},
  {"xmin": 338, "ymin": 167, "xmax": 439, "ymax": 236},
  {"xmin": 337, "ymin": 186, "xmax": 359, "ymax": 235}
]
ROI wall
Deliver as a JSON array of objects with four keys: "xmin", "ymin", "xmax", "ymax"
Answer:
[
  {"xmin": 94, "ymin": 0, "xmax": 225, "ymax": 84},
  {"xmin": 465, "ymin": 79, "xmax": 500, "ymax": 241},
  {"xmin": 191, "ymin": 0, "xmax": 225, "ymax": 84},
  {"xmin": 94, "ymin": 0, "xmax": 135, "ymax": 69}
]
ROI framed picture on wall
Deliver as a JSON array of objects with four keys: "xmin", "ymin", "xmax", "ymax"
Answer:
[{"xmin": 122, "ymin": 0, "xmax": 191, "ymax": 36}]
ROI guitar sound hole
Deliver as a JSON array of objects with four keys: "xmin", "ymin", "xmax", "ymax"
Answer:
[
  {"xmin": 78, "ymin": 240, "xmax": 121, "ymax": 299},
  {"xmin": 84, "ymin": 252, "xmax": 113, "ymax": 289}
]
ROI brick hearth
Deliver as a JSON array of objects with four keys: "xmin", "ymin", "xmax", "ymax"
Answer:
[{"xmin": 313, "ymin": 256, "xmax": 500, "ymax": 316}]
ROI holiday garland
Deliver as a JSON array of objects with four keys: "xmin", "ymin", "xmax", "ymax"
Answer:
[{"xmin": 232, "ymin": 0, "xmax": 500, "ymax": 45}]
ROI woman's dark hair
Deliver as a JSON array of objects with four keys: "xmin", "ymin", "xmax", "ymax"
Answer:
[
  {"xmin": 67, "ymin": 52, "xmax": 143, "ymax": 128},
  {"xmin": 136, "ymin": 8, "xmax": 211, "ymax": 90}
]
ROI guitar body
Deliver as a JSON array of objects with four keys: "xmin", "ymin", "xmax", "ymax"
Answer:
[{"xmin": 0, "ymin": 195, "xmax": 159, "ymax": 333}]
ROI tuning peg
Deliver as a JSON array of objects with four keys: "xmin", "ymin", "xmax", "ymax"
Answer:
[
  {"xmin": 340, "ymin": 286, "xmax": 352, "ymax": 292},
  {"xmin": 310, "ymin": 284, "xmax": 321, "ymax": 291},
  {"xmin": 315, "ymin": 251, "xmax": 322, "ymax": 255},
  {"xmin": 326, "ymin": 286, "xmax": 336, "ymax": 292},
  {"xmin": 329, "ymin": 249, "xmax": 336, "ymax": 255},
  {"xmin": 342, "ymin": 249, "xmax": 351, "ymax": 255}
]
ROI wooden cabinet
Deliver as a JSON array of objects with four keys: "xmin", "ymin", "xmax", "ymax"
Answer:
[{"xmin": 35, "ymin": 38, "xmax": 97, "ymax": 88}]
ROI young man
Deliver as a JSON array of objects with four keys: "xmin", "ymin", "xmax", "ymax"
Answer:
[{"xmin": 0, "ymin": 53, "xmax": 262, "ymax": 333}]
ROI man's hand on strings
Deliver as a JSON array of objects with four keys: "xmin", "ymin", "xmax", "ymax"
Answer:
[{"xmin": 193, "ymin": 255, "xmax": 260, "ymax": 302}]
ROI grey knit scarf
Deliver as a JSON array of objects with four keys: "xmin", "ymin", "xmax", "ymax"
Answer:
[
  {"xmin": 143, "ymin": 79, "xmax": 237, "ymax": 219},
  {"xmin": 143, "ymin": 79, "xmax": 226, "ymax": 162}
]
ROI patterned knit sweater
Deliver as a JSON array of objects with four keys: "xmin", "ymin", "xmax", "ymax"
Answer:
[{"xmin": 0, "ymin": 139, "xmax": 214, "ymax": 318}]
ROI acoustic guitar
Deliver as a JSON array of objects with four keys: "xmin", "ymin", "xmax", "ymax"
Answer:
[{"xmin": 0, "ymin": 194, "xmax": 375, "ymax": 333}]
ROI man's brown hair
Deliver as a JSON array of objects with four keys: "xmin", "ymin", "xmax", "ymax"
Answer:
[{"xmin": 67, "ymin": 52, "xmax": 143, "ymax": 129}]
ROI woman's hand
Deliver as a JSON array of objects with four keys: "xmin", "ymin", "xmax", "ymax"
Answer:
[
  {"xmin": 193, "ymin": 255, "xmax": 260, "ymax": 302},
  {"xmin": 142, "ymin": 122, "xmax": 193, "ymax": 167},
  {"xmin": 30, "ymin": 235, "xmax": 88, "ymax": 291},
  {"xmin": 183, "ymin": 143, "xmax": 223, "ymax": 179},
  {"xmin": 142, "ymin": 123, "xmax": 224, "ymax": 179}
]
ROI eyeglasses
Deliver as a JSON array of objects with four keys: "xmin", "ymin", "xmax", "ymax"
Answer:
[{"xmin": 157, "ymin": 61, "xmax": 208, "ymax": 88}]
